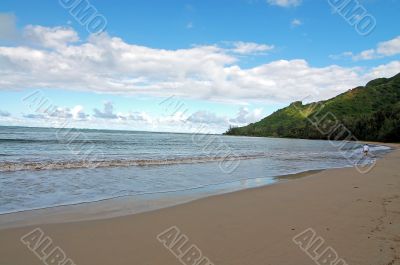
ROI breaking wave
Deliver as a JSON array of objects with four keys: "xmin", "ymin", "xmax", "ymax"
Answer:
[{"xmin": 0, "ymin": 154, "xmax": 269, "ymax": 172}]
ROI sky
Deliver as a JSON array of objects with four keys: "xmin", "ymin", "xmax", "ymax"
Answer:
[{"xmin": 0, "ymin": 0, "xmax": 399, "ymax": 133}]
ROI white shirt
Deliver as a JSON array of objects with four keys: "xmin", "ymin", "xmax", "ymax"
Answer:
[{"xmin": 363, "ymin": 145, "xmax": 369, "ymax": 152}]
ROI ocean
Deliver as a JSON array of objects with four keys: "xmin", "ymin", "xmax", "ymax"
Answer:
[{"xmin": 0, "ymin": 126, "xmax": 391, "ymax": 214}]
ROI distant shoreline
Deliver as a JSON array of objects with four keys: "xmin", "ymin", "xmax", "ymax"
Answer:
[{"xmin": 2, "ymin": 125, "xmax": 399, "ymax": 144}]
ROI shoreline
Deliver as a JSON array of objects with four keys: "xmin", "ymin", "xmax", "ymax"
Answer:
[
  {"xmin": 0, "ymin": 168, "xmax": 324, "ymax": 230},
  {"xmin": 0, "ymin": 145, "xmax": 399, "ymax": 264}
]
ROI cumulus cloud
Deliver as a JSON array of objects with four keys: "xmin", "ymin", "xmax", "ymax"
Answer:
[
  {"xmin": 22, "ymin": 105, "xmax": 88, "ymax": 122},
  {"xmin": 23, "ymin": 25, "xmax": 79, "ymax": 49},
  {"xmin": 364, "ymin": 61, "xmax": 400, "ymax": 80},
  {"xmin": 0, "ymin": 25, "xmax": 399, "ymax": 105},
  {"xmin": 376, "ymin": 36, "xmax": 400, "ymax": 57},
  {"xmin": 333, "ymin": 36, "xmax": 400, "ymax": 61},
  {"xmin": 0, "ymin": 110, "xmax": 11, "ymax": 117},
  {"xmin": 229, "ymin": 107, "xmax": 263, "ymax": 125},
  {"xmin": 71, "ymin": 105, "xmax": 89, "ymax": 120},
  {"xmin": 353, "ymin": 49, "xmax": 376, "ymax": 61},
  {"xmin": 267, "ymin": 0, "xmax": 302, "ymax": 8},
  {"xmin": 93, "ymin": 101, "xmax": 118, "ymax": 119},
  {"xmin": 126, "ymin": 112, "xmax": 153, "ymax": 122},
  {"xmin": 97, "ymin": 104, "xmax": 264, "ymax": 132},
  {"xmin": 187, "ymin": 107, "xmax": 264, "ymax": 129},
  {"xmin": 188, "ymin": 111, "xmax": 228, "ymax": 125},
  {"xmin": 48, "ymin": 107, "xmax": 73, "ymax": 119},
  {"xmin": 0, "ymin": 13, "xmax": 17, "ymax": 41},
  {"xmin": 92, "ymin": 102, "xmax": 265, "ymax": 132},
  {"xmin": 46, "ymin": 106, "xmax": 88, "ymax": 120},
  {"xmin": 7, "ymin": 98, "xmax": 262, "ymax": 133}
]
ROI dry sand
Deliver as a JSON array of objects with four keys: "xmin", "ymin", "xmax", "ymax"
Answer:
[{"xmin": 0, "ymin": 145, "xmax": 399, "ymax": 265}]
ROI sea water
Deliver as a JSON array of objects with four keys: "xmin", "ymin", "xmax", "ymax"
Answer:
[{"xmin": 0, "ymin": 126, "xmax": 391, "ymax": 214}]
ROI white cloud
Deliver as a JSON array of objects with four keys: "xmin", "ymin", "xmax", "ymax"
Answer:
[
  {"xmin": 0, "ymin": 25, "xmax": 399, "ymax": 106},
  {"xmin": 230, "ymin": 41, "xmax": 274, "ymax": 55},
  {"xmin": 23, "ymin": 25, "xmax": 79, "ymax": 49},
  {"xmin": 172, "ymin": 107, "xmax": 265, "ymax": 132},
  {"xmin": 334, "ymin": 36, "xmax": 400, "ymax": 61},
  {"xmin": 93, "ymin": 101, "xmax": 118, "ymax": 119},
  {"xmin": 22, "ymin": 105, "xmax": 88, "ymax": 121},
  {"xmin": 267, "ymin": 0, "xmax": 302, "ymax": 8},
  {"xmin": 377, "ymin": 36, "xmax": 400, "ymax": 57},
  {"xmin": 364, "ymin": 61, "xmax": 400, "ymax": 80},
  {"xmin": 48, "ymin": 107, "xmax": 73, "ymax": 119},
  {"xmin": 50, "ymin": 106, "xmax": 259, "ymax": 133},
  {"xmin": 71, "ymin": 105, "xmax": 88, "ymax": 120},
  {"xmin": 126, "ymin": 112, "xmax": 153, "ymax": 122},
  {"xmin": 229, "ymin": 107, "xmax": 263, "ymax": 125},
  {"xmin": 0, "ymin": 13, "xmax": 17, "ymax": 41},
  {"xmin": 353, "ymin": 49, "xmax": 376, "ymax": 60},
  {"xmin": 15, "ymin": 99, "xmax": 264, "ymax": 133},
  {"xmin": 188, "ymin": 111, "xmax": 228, "ymax": 125},
  {"xmin": 291, "ymin": 19, "xmax": 302, "ymax": 27}
]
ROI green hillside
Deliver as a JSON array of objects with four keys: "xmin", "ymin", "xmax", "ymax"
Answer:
[{"xmin": 224, "ymin": 73, "xmax": 400, "ymax": 142}]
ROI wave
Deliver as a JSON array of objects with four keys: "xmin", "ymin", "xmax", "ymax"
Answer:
[
  {"xmin": 0, "ymin": 154, "xmax": 270, "ymax": 172},
  {"xmin": 0, "ymin": 144, "xmax": 390, "ymax": 173},
  {"xmin": 0, "ymin": 138, "xmax": 133, "ymax": 144}
]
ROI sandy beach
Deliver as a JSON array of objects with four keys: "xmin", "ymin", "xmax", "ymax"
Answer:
[{"xmin": 0, "ymin": 145, "xmax": 399, "ymax": 265}]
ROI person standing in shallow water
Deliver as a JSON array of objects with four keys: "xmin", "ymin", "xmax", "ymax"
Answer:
[{"xmin": 363, "ymin": 144, "xmax": 370, "ymax": 157}]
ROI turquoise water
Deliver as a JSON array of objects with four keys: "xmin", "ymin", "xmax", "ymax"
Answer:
[{"xmin": 0, "ymin": 126, "xmax": 390, "ymax": 214}]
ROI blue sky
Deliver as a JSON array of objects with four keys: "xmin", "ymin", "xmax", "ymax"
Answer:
[{"xmin": 0, "ymin": 0, "xmax": 399, "ymax": 133}]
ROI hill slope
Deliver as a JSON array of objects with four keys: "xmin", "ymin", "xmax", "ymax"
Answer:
[{"xmin": 224, "ymin": 73, "xmax": 400, "ymax": 142}]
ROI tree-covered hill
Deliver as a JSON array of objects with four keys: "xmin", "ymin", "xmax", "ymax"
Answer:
[{"xmin": 224, "ymin": 73, "xmax": 400, "ymax": 142}]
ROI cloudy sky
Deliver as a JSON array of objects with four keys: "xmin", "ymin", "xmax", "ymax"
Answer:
[{"xmin": 0, "ymin": 0, "xmax": 399, "ymax": 133}]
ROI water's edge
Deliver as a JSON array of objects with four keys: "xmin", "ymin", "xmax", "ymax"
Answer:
[{"xmin": 0, "ymin": 167, "xmax": 347, "ymax": 230}]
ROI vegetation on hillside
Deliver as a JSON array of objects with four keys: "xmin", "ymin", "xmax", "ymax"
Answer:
[{"xmin": 224, "ymin": 73, "xmax": 400, "ymax": 142}]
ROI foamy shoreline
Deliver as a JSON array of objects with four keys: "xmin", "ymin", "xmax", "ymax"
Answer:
[{"xmin": 0, "ymin": 169, "xmax": 324, "ymax": 229}]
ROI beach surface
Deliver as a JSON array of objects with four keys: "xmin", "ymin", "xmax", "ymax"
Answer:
[{"xmin": 0, "ymin": 145, "xmax": 399, "ymax": 265}]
